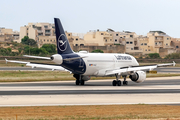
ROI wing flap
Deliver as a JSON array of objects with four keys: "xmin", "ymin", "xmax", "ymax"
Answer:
[
  {"xmin": 105, "ymin": 61, "xmax": 175, "ymax": 75},
  {"xmin": 105, "ymin": 65, "xmax": 157, "ymax": 75}
]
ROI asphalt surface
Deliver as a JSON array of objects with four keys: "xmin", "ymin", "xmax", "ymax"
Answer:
[
  {"xmin": 0, "ymin": 78, "xmax": 180, "ymax": 95},
  {"xmin": 1, "ymin": 77, "xmax": 180, "ymax": 106},
  {"xmin": 1, "ymin": 89, "xmax": 180, "ymax": 95},
  {"xmin": 0, "ymin": 67, "xmax": 180, "ymax": 73}
]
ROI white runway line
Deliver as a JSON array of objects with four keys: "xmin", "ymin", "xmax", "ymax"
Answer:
[{"xmin": 1, "ymin": 94, "xmax": 180, "ymax": 106}]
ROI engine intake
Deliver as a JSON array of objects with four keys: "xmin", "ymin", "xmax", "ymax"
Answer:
[
  {"xmin": 51, "ymin": 54, "xmax": 63, "ymax": 64},
  {"xmin": 129, "ymin": 71, "xmax": 146, "ymax": 83}
]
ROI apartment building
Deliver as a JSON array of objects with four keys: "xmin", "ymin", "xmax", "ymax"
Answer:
[
  {"xmin": 38, "ymin": 32, "xmax": 75, "ymax": 48},
  {"xmin": 147, "ymin": 31, "xmax": 175, "ymax": 56},
  {"xmin": 20, "ymin": 22, "xmax": 80, "ymax": 48},
  {"xmin": 108, "ymin": 30, "xmax": 175, "ymax": 56},
  {"xmin": 0, "ymin": 28, "xmax": 19, "ymax": 42},
  {"xmin": 108, "ymin": 30, "xmax": 142, "ymax": 54},
  {"xmin": 171, "ymin": 38, "xmax": 180, "ymax": 52},
  {"xmin": 19, "ymin": 23, "xmax": 55, "ymax": 45},
  {"xmin": 83, "ymin": 30, "xmax": 114, "ymax": 46}
]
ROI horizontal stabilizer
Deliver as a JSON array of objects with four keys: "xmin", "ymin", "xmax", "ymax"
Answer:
[
  {"xmin": 5, "ymin": 59, "xmax": 68, "ymax": 72},
  {"xmin": 23, "ymin": 55, "xmax": 51, "ymax": 60}
]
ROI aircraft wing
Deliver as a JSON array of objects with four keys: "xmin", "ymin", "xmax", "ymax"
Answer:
[
  {"xmin": 105, "ymin": 61, "xmax": 176, "ymax": 75},
  {"xmin": 5, "ymin": 59, "xmax": 69, "ymax": 72}
]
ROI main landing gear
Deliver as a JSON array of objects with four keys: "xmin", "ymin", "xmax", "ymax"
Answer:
[
  {"xmin": 73, "ymin": 74, "xmax": 85, "ymax": 85},
  {"xmin": 112, "ymin": 74, "xmax": 128, "ymax": 86}
]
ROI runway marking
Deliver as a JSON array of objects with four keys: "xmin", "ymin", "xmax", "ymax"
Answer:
[
  {"xmin": 1, "ymin": 102, "xmax": 180, "ymax": 107},
  {"xmin": 160, "ymin": 69, "xmax": 180, "ymax": 71}
]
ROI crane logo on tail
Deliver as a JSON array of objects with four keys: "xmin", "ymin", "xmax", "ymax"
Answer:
[{"xmin": 58, "ymin": 34, "xmax": 67, "ymax": 51}]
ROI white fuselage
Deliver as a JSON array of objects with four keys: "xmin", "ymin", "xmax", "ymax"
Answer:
[{"xmin": 77, "ymin": 53, "xmax": 139, "ymax": 76}]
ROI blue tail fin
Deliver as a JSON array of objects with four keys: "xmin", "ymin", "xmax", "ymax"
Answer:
[{"xmin": 54, "ymin": 18, "xmax": 73, "ymax": 54}]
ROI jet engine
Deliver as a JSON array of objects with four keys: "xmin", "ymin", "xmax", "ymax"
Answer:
[
  {"xmin": 129, "ymin": 71, "xmax": 146, "ymax": 83},
  {"xmin": 73, "ymin": 74, "xmax": 91, "ymax": 81},
  {"xmin": 81, "ymin": 75, "xmax": 91, "ymax": 81},
  {"xmin": 51, "ymin": 54, "xmax": 63, "ymax": 64}
]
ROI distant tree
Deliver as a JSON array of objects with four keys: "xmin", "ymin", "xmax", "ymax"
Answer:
[
  {"xmin": 40, "ymin": 48, "xmax": 49, "ymax": 55},
  {"xmin": 42, "ymin": 44, "xmax": 57, "ymax": 54},
  {"xmin": 7, "ymin": 48, "xmax": 11, "ymax": 52},
  {"xmin": 148, "ymin": 53, "xmax": 160, "ymax": 59},
  {"xmin": 18, "ymin": 48, "xmax": 22, "ymax": 54},
  {"xmin": 91, "ymin": 49, "xmax": 104, "ymax": 53},
  {"xmin": 30, "ymin": 48, "xmax": 41, "ymax": 55},
  {"xmin": 21, "ymin": 36, "xmax": 29, "ymax": 44},
  {"xmin": 21, "ymin": 36, "xmax": 37, "ymax": 46},
  {"xmin": 165, "ymin": 53, "xmax": 180, "ymax": 59},
  {"xmin": 24, "ymin": 45, "xmax": 30, "ymax": 54}
]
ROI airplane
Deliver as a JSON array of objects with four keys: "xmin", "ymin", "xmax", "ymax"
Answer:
[{"xmin": 5, "ymin": 18, "xmax": 176, "ymax": 86}]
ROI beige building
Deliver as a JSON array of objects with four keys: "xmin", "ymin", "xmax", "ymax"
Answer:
[
  {"xmin": 19, "ymin": 23, "xmax": 55, "ymax": 45},
  {"xmin": 38, "ymin": 32, "xmax": 75, "ymax": 48},
  {"xmin": 0, "ymin": 28, "xmax": 19, "ymax": 42},
  {"xmin": 0, "ymin": 28, "xmax": 13, "ymax": 34},
  {"xmin": 171, "ymin": 38, "xmax": 180, "ymax": 52},
  {"xmin": 147, "ymin": 31, "xmax": 172, "ymax": 49},
  {"xmin": 20, "ymin": 22, "xmax": 81, "ymax": 48},
  {"xmin": 108, "ymin": 30, "xmax": 176, "ymax": 56},
  {"xmin": 38, "ymin": 36, "xmax": 56, "ymax": 48},
  {"xmin": 83, "ymin": 30, "xmax": 113, "ymax": 46},
  {"xmin": 108, "ymin": 30, "xmax": 142, "ymax": 54},
  {"xmin": 147, "ymin": 31, "xmax": 175, "ymax": 57}
]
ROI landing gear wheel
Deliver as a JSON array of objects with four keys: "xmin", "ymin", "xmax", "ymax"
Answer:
[
  {"xmin": 76, "ymin": 80, "xmax": 80, "ymax": 85},
  {"xmin": 112, "ymin": 80, "xmax": 116, "ymax": 86},
  {"xmin": 80, "ymin": 80, "xmax": 85, "ymax": 85},
  {"xmin": 117, "ymin": 80, "xmax": 121, "ymax": 86},
  {"xmin": 123, "ymin": 81, "xmax": 128, "ymax": 85}
]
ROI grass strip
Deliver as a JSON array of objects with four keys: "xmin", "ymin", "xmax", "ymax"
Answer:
[{"xmin": 0, "ymin": 105, "xmax": 180, "ymax": 119}]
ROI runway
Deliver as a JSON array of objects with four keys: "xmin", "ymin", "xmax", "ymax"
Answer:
[
  {"xmin": 0, "ymin": 67, "xmax": 180, "ymax": 73},
  {"xmin": 0, "ymin": 76, "xmax": 180, "ymax": 106}
]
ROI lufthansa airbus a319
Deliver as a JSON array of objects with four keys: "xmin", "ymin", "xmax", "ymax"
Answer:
[{"xmin": 6, "ymin": 18, "xmax": 176, "ymax": 86}]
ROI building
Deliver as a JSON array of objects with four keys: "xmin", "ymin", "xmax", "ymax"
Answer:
[
  {"xmin": 147, "ymin": 31, "xmax": 176, "ymax": 57},
  {"xmin": 108, "ymin": 30, "xmax": 142, "ymax": 55},
  {"xmin": 0, "ymin": 28, "xmax": 19, "ymax": 42},
  {"xmin": 20, "ymin": 22, "xmax": 80, "ymax": 48},
  {"xmin": 19, "ymin": 23, "xmax": 55, "ymax": 46},
  {"xmin": 38, "ymin": 32, "xmax": 75, "ymax": 48},
  {"xmin": 171, "ymin": 38, "xmax": 180, "ymax": 52},
  {"xmin": 83, "ymin": 30, "xmax": 114, "ymax": 46}
]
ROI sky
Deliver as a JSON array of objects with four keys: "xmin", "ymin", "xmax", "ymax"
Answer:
[{"xmin": 0, "ymin": 0, "xmax": 180, "ymax": 37}]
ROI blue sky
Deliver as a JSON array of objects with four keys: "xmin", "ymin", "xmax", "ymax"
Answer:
[{"xmin": 1, "ymin": 0, "xmax": 180, "ymax": 37}]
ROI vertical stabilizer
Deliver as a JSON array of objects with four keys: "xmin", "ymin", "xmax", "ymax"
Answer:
[{"xmin": 54, "ymin": 18, "xmax": 73, "ymax": 54}]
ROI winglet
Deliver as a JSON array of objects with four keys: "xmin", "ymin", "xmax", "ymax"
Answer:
[
  {"xmin": 5, "ymin": 58, "xmax": 8, "ymax": 64},
  {"xmin": 173, "ymin": 61, "xmax": 176, "ymax": 66}
]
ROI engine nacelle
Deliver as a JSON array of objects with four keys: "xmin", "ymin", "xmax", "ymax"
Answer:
[
  {"xmin": 129, "ymin": 71, "xmax": 146, "ymax": 83},
  {"xmin": 73, "ymin": 74, "xmax": 91, "ymax": 81},
  {"xmin": 51, "ymin": 54, "xmax": 63, "ymax": 64},
  {"xmin": 81, "ymin": 75, "xmax": 91, "ymax": 81}
]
